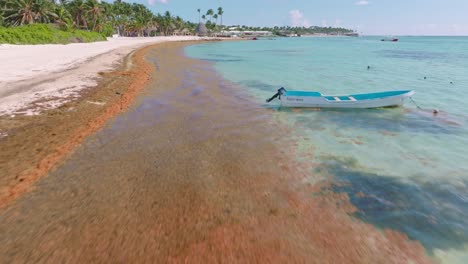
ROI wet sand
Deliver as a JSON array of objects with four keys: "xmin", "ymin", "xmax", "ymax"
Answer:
[
  {"xmin": 0, "ymin": 42, "xmax": 434, "ymax": 263},
  {"xmin": 0, "ymin": 44, "xmax": 156, "ymax": 207}
]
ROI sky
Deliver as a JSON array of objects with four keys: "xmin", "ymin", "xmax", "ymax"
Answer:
[{"xmin": 132, "ymin": 0, "xmax": 468, "ymax": 36}]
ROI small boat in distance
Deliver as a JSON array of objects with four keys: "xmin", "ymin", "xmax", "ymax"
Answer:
[
  {"xmin": 381, "ymin": 37, "xmax": 399, "ymax": 42},
  {"xmin": 266, "ymin": 87, "xmax": 415, "ymax": 108}
]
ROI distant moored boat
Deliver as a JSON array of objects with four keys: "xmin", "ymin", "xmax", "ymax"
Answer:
[
  {"xmin": 266, "ymin": 87, "xmax": 415, "ymax": 108},
  {"xmin": 381, "ymin": 37, "xmax": 399, "ymax": 42}
]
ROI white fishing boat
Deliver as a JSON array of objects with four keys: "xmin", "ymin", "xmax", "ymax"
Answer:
[{"xmin": 266, "ymin": 87, "xmax": 415, "ymax": 108}]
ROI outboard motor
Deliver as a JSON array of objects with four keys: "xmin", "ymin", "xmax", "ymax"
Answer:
[{"xmin": 266, "ymin": 87, "xmax": 287, "ymax": 103}]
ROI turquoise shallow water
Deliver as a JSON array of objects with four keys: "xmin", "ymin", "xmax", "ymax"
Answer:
[{"xmin": 185, "ymin": 37, "xmax": 468, "ymax": 262}]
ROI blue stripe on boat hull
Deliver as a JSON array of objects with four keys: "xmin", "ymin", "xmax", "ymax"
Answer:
[
  {"xmin": 284, "ymin": 91, "xmax": 322, "ymax": 97},
  {"xmin": 350, "ymin": 90, "xmax": 412, "ymax": 100}
]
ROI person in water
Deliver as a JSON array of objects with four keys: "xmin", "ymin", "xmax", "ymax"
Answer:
[{"xmin": 367, "ymin": 66, "xmax": 371, "ymax": 70}]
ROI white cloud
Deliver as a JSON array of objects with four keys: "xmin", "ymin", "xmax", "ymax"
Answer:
[
  {"xmin": 355, "ymin": 1, "xmax": 370, "ymax": 5},
  {"xmin": 148, "ymin": 0, "xmax": 168, "ymax": 6},
  {"xmin": 288, "ymin": 10, "xmax": 311, "ymax": 27}
]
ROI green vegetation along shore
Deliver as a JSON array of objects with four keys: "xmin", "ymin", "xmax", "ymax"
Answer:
[
  {"xmin": 0, "ymin": 0, "xmax": 200, "ymax": 44},
  {"xmin": 0, "ymin": 24, "xmax": 105, "ymax": 44}
]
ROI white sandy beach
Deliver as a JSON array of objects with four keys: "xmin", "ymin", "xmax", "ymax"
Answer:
[{"xmin": 0, "ymin": 36, "xmax": 204, "ymax": 116}]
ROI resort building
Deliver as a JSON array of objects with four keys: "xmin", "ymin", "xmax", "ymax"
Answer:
[{"xmin": 219, "ymin": 30, "xmax": 273, "ymax": 37}]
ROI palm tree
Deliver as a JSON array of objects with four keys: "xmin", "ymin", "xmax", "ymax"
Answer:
[
  {"xmin": 217, "ymin": 7, "xmax": 223, "ymax": 27},
  {"xmin": 155, "ymin": 11, "xmax": 172, "ymax": 36},
  {"xmin": 99, "ymin": 1, "xmax": 113, "ymax": 26},
  {"xmin": 0, "ymin": 0, "xmax": 7, "ymax": 25},
  {"xmin": 201, "ymin": 14, "xmax": 205, "ymax": 23},
  {"xmin": 3, "ymin": 0, "xmax": 56, "ymax": 26},
  {"xmin": 67, "ymin": 0, "xmax": 87, "ymax": 29},
  {"xmin": 174, "ymin": 15, "xmax": 183, "ymax": 31},
  {"xmin": 164, "ymin": 10, "xmax": 175, "ymax": 35},
  {"xmin": 0, "ymin": 8, "xmax": 4, "ymax": 26},
  {"xmin": 197, "ymin": 8, "xmax": 200, "ymax": 23},
  {"xmin": 2, "ymin": 0, "xmax": 34, "ymax": 26},
  {"xmin": 206, "ymin": 9, "xmax": 213, "ymax": 23},
  {"xmin": 111, "ymin": 0, "xmax": 124, "ymax": 35},
  {"xmin": 112, "ymin": 0, "xmax": 132, "ymax": 36},
  {"xmin": 131, "ymin": 15, "xmax": 146, "ymax": 36},
  {"xmin": 34, "ymin": 0, "xmax": 57, "ymax": 23},
  {"xmin": 213, "ymin": 14, "xmax": 218, "ymax": 27},
  {"xmin": 85, "ymin": 0, "xmax": 102, "ymax": 31},
  {"xmin": 138, "ymin": 10, "xmax": 154, "ymax": 36},
  {"xmin": 54, "ymin": 4, "xmax": 72, "ymax": 29}
]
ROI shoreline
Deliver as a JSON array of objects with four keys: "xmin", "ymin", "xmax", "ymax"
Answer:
[
  {"xmin": 0, "ymin": 36, "xmax": 224, "ymax": 116},
  {"xmin": 0, "ymin": 39, "xmax": 214, "ymax": 208}
]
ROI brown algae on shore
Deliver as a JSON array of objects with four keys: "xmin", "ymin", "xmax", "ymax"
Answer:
[
  {"xmin": 0, "ymin": 42, "xmax": 435, "ymax": 263},
  {"xmin": 0, "ymin": 43, "xmax": 158, "ymax": 207}
]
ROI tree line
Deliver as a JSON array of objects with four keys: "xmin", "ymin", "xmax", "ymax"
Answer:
[
  {"xmin": 226, "ymin": 25, "xmax": 355, "ymax": 35},
  {"xmin": 0, "ymin": 0, "xmax": 203, "ymax": 36}
]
